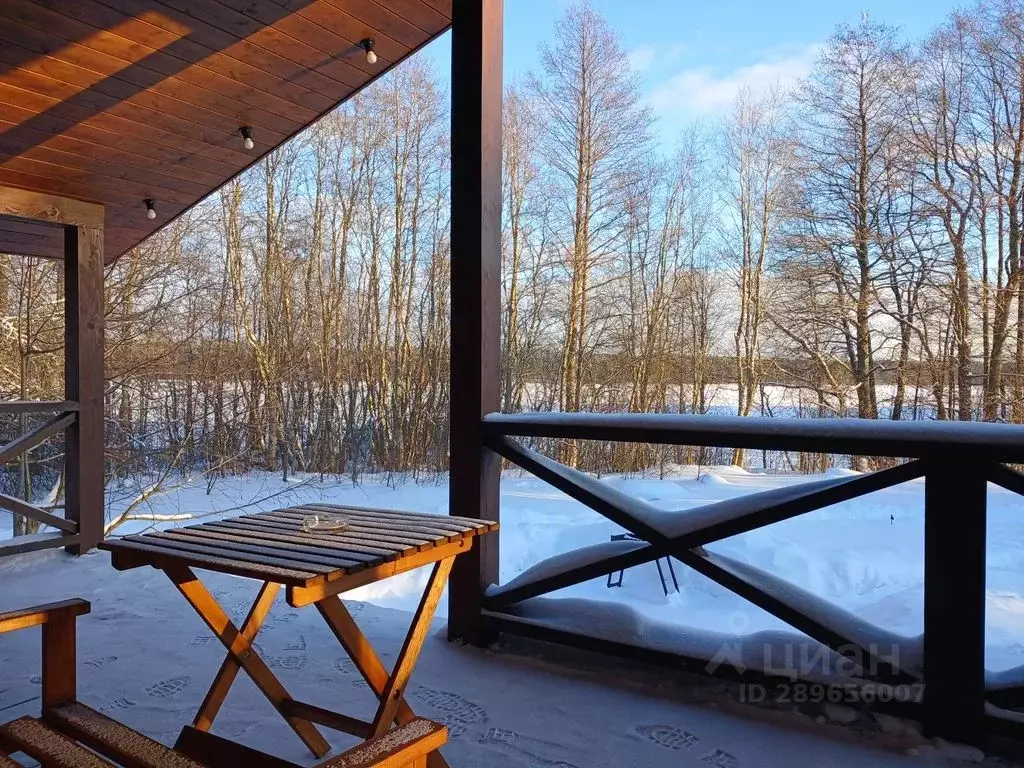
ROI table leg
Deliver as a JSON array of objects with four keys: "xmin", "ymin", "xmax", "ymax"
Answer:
[
  {"xmin": 194, "ymin": 581, "xmax": 279, "ymax": 731},
  {"xmin": 164, "ymin": 566, "xmax": 330, "ymax": 759},
  {"xmin": 371, "ymin": 557, "xmax": 454, "ymax": 737},
  {"xmin": 316, "ymin": 559, "xmax": 456, "ymax": 768}
]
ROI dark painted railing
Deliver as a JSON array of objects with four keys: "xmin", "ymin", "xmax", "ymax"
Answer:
[
  {"xmin": 0, "ymin": 401, "xmax": 84, "ymax": 557},
  {"xmin": 474, "ymin": 412, "xmax": 1024, "ymax": 746}
]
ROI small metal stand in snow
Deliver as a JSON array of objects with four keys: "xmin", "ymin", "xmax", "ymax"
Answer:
[{"xmin": 606, "ymin": 533, "xmax": 680, "ymax": 596}]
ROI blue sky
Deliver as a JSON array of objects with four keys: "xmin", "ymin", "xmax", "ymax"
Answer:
[{"xmin": 422, "ymin": 0, "xmax": 966, "ymax": 144}]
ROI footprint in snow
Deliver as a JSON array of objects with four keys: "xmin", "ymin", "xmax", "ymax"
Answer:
[
  {"xmin": 284, "ymin": 633, "xmax": 307, "ymax": 651},
  {"xmin": 480, "ymin": 729, "xmax": 561, "ymax": 749},
  {"xmin": 146, "ymin": 677, "xmax": 191, "ymax": 698},
  {"xmin": 333, "ymin": 657, "xmax": 358, "ymax": 675},
  {"xmin": 99, "ymin": 698, "xmax": 136, "ymax": 713},
  {"xmin": 635, "ymin": 724, "xmax": 700, "ymax": 750},
  {"xmin": 85, "ymin": 656, "xmax": 117, "ymax": 669},
  {"xmin": 412, "ymin": 687, "xmax": 488, "ymax": 724},
  {"xmin": 478, "ymin": 727, "xmax": 575, "ymax": 766},
  {"xmin": 700, "ymin": 748, "xmax": 739, "ymax": 767},
  {"xmin": 267, "ymin": 654, "xmax": 307, "ymax": 670},
  {"xmin": 434, "ymin": 716, "xmax": 467, "ymax": 739}
]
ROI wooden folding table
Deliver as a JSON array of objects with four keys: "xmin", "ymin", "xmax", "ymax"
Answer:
[{"xmin": 99, "ymin": 504, "xmax": 497, "ymax": 766}]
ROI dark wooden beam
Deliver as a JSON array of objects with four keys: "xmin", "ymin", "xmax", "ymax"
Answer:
[
  {"xmin": 63, "ymin": 224, "xmax": 104, "ymax": 554},
  {"xmin": 677, "ymin": 549, "xmax": 915, "ymax": 683},
  {"xmin": 0, "ymin": 400, "xmax": 78, "ymax": 413},
  {"xmin": 484, "ymin": 412, "xmax": 1024, "ymax": 463},
  {"xmin": 447, "ymin": 0, "xmax": 503, "ymax": 646},
  {"xmin": 923, "ymin": 461, "xmax": 987, "ymax": 745},
  {"xmin": 0, "ymin": 411, "xmax": 76, "ymax": 465},
  {"xmin": 0, "ymin": 187, "xmax": 103, "ymax": 229},
  {"xmin": 0, "ymin": 491, "xmax": 77, "ymax": 534},
  {"xmin": 0, "ymin": 532, "xmax": 79, "ymax": 557},
  {"xmin": 989, "ymin": 463, "xmax": 1024, "ymax": 497}
]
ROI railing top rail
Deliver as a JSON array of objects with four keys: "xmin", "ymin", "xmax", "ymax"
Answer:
[
  {"xmin": 0, "ymin": 400, "xmax": 79, "ymax": 414},
  {"xmin": 483, "ymin": 412, "xmax": 1024, "ymax": 461}
]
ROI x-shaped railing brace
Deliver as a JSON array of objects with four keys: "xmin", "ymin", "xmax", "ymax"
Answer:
[{"xmin": 485, "ymin": 436, "xmax": 926, "ymax": 684}]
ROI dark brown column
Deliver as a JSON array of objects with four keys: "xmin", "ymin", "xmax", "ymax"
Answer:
[
  {"xmin": 448, "ymin": 0, "xmax": 503, "ymax": 644},
  {"xmin": 923, "ymin": 460, "xmax": 986, "ymax": 744},
  {"xmin": 64, "ymin": 224, "xmax": 104, "ymax": 554}
]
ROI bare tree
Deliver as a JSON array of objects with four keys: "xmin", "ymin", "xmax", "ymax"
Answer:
[
  {"xmin": 788, "ymin": 19, "xmax": 910, "ymax": 431},
  {"xmin": 722, "ymin": 87, "xmax": 793, "ymax": 463},
  {"xmin": 530, "ymin": 0, "xmax": 652, "ymax": 465}
]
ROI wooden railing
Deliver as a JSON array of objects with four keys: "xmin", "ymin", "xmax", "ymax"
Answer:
[
  {"xmin": 0, "ymin": 400, "xmax": 84, "ymax": 556},
  {"xmin": 0, "ymin": 190, "xmax": 106, "ymax": 559},
  {"xmin": 471, "ymin": 412, "xmax": 1024, "ymax": 746}
]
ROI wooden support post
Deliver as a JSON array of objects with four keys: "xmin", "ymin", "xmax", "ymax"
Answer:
[
  {"xmin": 448, "ymin": 0, "xmax": 503, "ymax": 645},
  {"xmin": 64, "ymin": 224, "xmax": 104, "ymax": 554},
  {"xmin": 923, "ymin": 461, "xmax": 987, "ymax": 745},
  {"xmin": 41, "ymin": 612, "xmax": 77, "ymax": 708}
]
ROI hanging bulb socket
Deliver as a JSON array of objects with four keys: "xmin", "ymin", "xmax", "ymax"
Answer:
[
  {"xmin": 239, "ymin": 125, "xmax": 254, "ymax": 150},
  {"xmin": 361, "ymin": 38, "xmax": 377, "ymax": 65},
  {"xmin": 144, "ymin": 198, "xmax": 156, "ymax": 220}
]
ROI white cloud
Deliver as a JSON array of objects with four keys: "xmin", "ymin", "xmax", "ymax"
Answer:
[
  {"xmin": 647, "ymin": 43, "xmax": 820, "ymax": 117},
  {"xmin": 629, "ymin": 45, "xmax": 658, "ymax": 72},
  {"xmin": 628, "ymin": 42, "xmax": 687, "ymax": 73}
]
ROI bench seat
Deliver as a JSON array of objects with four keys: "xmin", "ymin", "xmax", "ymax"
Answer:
[{"xmin": 0, "ymin": 600, "xmax": 447, "ymax": 768}]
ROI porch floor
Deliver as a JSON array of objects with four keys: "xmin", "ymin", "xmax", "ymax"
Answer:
[{"xmin": 0, "ymin": 551, "xmax": 992, "ymax": 767}]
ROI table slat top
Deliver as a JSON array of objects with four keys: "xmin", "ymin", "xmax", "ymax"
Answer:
[{"xmin": 99, "ymin": 504, "xmax": 498, "ymax": 588}]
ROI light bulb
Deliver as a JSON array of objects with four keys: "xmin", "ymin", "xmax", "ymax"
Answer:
[
  {"xmin": 147, "ymin": 208, "xmax": 156, "ymax": 220},
  {"xmin": 244, "ymin": 136, "xmax": 254, "ymax": 150},
  {"xmin": 361, "ymin": 38, "xmax": 377, "ymax": 65},
  {"xmin": 144, "ymin": 199, "xmax": 156, "ymax": 220},
  {"xmin": 240, "ymin": 126, "xmax": 254, "ymax": 150}
]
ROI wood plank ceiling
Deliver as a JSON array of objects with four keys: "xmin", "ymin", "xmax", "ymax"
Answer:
[{"xmin": 0, "ymin": 0, "xmax": 452, "ymax": 262}]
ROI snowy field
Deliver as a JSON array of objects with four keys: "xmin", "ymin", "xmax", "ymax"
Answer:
[{"xmin": 1, "ymin": 466, "xmax": 1023, "ymax": 765}]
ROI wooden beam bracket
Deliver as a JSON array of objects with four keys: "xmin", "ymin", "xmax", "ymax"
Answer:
[{"xmin": 0, "ymin": 187, "xmax": 104, "ymax": 229}]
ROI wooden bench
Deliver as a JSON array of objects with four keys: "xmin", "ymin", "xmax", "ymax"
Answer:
[{"xmin": 0, "ymin": 600, "xmax": 447, "ymax": 768}]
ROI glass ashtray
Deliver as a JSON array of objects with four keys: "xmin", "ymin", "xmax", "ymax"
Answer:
[{"xmin": 301, "ymin": 513, "xmax": 350, "ymax": 533}]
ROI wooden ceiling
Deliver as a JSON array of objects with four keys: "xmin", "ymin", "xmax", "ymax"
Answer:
[{"xmin": 0, "ymin": 0, "xmax": 452, "ymax": 262}]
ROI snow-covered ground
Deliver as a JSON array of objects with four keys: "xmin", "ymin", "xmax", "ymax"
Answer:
[
  {"xmin": 28, "ymin": 465, "xmax": 1022, "ymax": 672},
  {"xmin": 1, "ymin": 467, "xmax": 1022, "ymax": 765},
  {"xmin": 0, "ymin": 550, "xmax": 976, "ymax": 768}
]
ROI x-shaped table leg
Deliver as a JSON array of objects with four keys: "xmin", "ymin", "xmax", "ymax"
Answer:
[
  {"xmin": 165, "ymin": 565, "xmax": 330, "ymax": 758},
  {"xmin": 193, "ymin": 581, "xmax": 278, "ymax": 731},
  {"xmin": 317, "ymin": 557, "xmax": 455, "ymax": 768}
]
